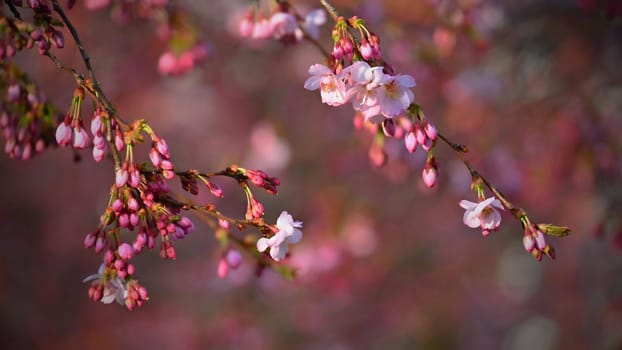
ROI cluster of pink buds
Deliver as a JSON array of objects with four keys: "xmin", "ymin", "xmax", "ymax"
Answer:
[
  {"xmin": 7, "ymin": 0, "xmax": 66, "ymax": 55},
  {"xmin": 241, "ymin": 168, "xmax": 280, "ymax": 195},
  {"xmin": 523, "ymin": 224, "xmax": 555, "ymax": 261},
  {"xmin": 55, "ymin": 88, "xmax": 93, "ymax": 150},
  {"xmin": 238, "ymin": 3, "xmax": 325, "ymax": 43},
  {"xmin": 89, "ymin": 109, "xmax": 108, "ymax": 161},
  {"xmin": 0, "ymin": 68, "xmax": 57, "ymax": 159},
  {"xmin": 148, "ymin": 133, "xmax": 175, "ymax": 179},
  {"xmin": 157, "ymin": 44, "xmax": 210, "ymax": 76}
]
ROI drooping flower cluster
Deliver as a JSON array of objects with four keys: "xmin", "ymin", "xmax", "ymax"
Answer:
[
  {"xmin": 522, "ymin": 224, "xmax": 555, "ymax": 261},
  {"xmin": 0, "ymin": 63, "xmax": 58, "ymax": 160},
  {"xmin": 305, "ymin": 61, "xmax": 416, "ymax": 121},
  {"xmin": 257, "ymin": 211, "xmax": 303, "ymax": 262},
  {"xmin": 238, "ymin": 2, "xmax": 325, "ymax": 44},
  {"xmin": 5, "ymin": 0, "xmax": 65, "ymax": 55}
]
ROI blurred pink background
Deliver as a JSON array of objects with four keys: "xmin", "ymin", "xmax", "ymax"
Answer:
[{"xmin": 2, "ymin": 0, "xmax": 622, "ymax": 349}]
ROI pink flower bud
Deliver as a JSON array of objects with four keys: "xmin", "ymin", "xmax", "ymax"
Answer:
[
  {"xmin": 118, "ymin": 213, "xmax": 130, "ymax": 228},
  {"xmin": 149, "ymin": 148, "xmax": 161, "ymax": 167},
  {"xmin": 158, "ymin": 52, "xmax": 177, "ymax": 75},
  {"xmin": 360, "ymin": 38, "xmax": 373, "ymax": 60},
  {"xmin": 225, "ymin": 249, "xmax": 243, "ymax": 269},
  {"xmin": 73, "ymin": 127, "xmax": 90, "ymax": 149},
  {"xmin": 118, "ymin": 243, "xmax": 134, "ymax": 260},
  {"xmin": 405, "ymin": 132, "xmax": 417, "ymax": 153},
  {"xmin": 422, "ymin": 167, "xmax": 437, "ymax": 188},
  {"xmin": 92, "ymin": 144, "xmax": 106, "ymax": 162},
  {"xmin": 129, "ymin": 213, "xmax": 139, "ymax": 227},
  {"xmin": 114, "ymin": 129, "xmax": 124, "ymax": 151},
  {"xmin": 414, "ymin": 124, "xmax": 427, "ymax": 145},
  {"xmin": 104, "ymin": 249, "xmax": 114, "ymax": 264},
  {"xmin": 84, "ymin": 233, "xmax": 97, "ymax": 248},
  {"xmin": 93, "ymin": 135, "xmax": 106, "ymax": 149},
  {"xmin": 217, "ymin": 258, "xmax": 228, "ymax": 278},
  {"xmin": 239, "ymin": 15, "xmax": 254, "ymax": 38},
  {"xmin": 523, "ymin": 234, "xmax": 535, "ymax": 252},
  {"xmin": 114, "ymin": 259, "xmax": 125, "ymax": 270},
  {"xmin": 368, "ymin": 144, "xmax": 386, "ymax": 168},
  {"xmin": 111, "ymin": 198, "xmax": 123, "ymax": 213},
  {"xmin": 115, "ymin": 168, "xmax": 129, "ymax": 188},
  {"xmin": 91, "ymin": 114, "xmax": 102, "ymax": 135},
  {"xmin": 95, "ymin": 237, "xmax": 106, "ymax": 253},
  {"xmin": 218, "ymin": 219, "xmax": 230, "ymax": 230},
  {"xmin": 127, "ymin": 264, "xmax": 135, "ymax": 275},
  {"xmin": 55, "ymin": 121, "xmax": 72, "ymax": 146},
  {"xmin": 535, "ymin": 230, "xmax": 547, "ymax": 251},
  {"xmin": 160, "ymin": 160, "xmax": 174, "ymax": 170},
  {"xmin": 129, "ymin": 167, "xmax": 141, "ymax": 188},
  {"xmin": 52, "ymin": 30, "xmax": 64, "ymax": 48},
  {"xmin": 424, "ymin": 122, "xmax": 438, "ymax": 140},
  {"xmin": 207, "ymin": 182, "xmax": 223, "ymax": 198}
]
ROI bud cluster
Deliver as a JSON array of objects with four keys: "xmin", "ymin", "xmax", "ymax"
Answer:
[
  {"xmin": 5, "ymin": 0, "xmax": 65, "ymax": 55},
  {"xmin": 237, "ymin": 2, "xmax": 325, "ymax": 44},
  {"xmin": 0, "ymin": 63, "xmax": 58, "ymax": 159},
  {"xmin": 522, "ymin": 224, "xmax": 556, "ymax": 261}
]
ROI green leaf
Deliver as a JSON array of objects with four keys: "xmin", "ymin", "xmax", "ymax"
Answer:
[{"xmin": 536, "ymin": 223, "xmax": 571, "ymax": 237}]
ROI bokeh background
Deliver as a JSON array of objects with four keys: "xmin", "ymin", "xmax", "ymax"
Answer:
[{"xmin": 2, "ymin": 0, "xmax": 622, "ymax": 349}]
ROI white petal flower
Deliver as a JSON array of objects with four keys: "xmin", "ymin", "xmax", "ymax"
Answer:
[
  {"xmin": 304, "ymin": 64, "xmax": 347, "ymax": 106},
  {"xmin": 459, "ymin": 197, "xmax": 504, "ymax": 235},
  {"xmin": 256, "ymin": 211, "xmax": 303, "ymax": 262}
]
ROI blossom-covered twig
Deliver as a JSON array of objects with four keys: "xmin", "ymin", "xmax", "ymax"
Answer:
[{"xmin": 0, "ymin": 0, "xmax": 303, "ymax": 310}]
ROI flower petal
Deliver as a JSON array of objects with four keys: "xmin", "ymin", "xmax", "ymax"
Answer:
[
  {"xmin": 459, "ymin": 200, "xmax": 477, "ymax": 210},
  {"xmin": 256, "ymin": 237, "xmax": 270, "ymax": 252},
  {"xmin": 286, "ymin": 228, "xmax": 302, "ymax": 244}
]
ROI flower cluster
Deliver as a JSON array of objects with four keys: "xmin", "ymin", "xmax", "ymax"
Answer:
[
  {"xmin": 522, "ymin": 224, "xmax": 555, "ymax": 261},
  {"xmin": 0, "ymin": 63, "xmax": 58, "ymax": 160},
  {"xmin": 238, "ymin": 2, "xmax": 325, "ymax": 44},
  {"xmin": 157, "ymin": 44, "xmax": 210, "ymax": 76},
  {"xmin": 7, "ymin": 0, "xmax": 66, "ymax": 55},
  {"xmin": 55, "ymin": 88, "xmax": 92, "ymax": 150}
]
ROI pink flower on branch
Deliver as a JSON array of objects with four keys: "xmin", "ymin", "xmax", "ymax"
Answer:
[
  {"xmin": 257, "ymin": 211, "xmax": 303, "ymax": 262},
  {"xmin": 304, "ymin": 64, "xmax": 347, "ymax": 107},
  {"xmin": 459, "ymin": 197, "xmax": 504, "ymax": 236}
]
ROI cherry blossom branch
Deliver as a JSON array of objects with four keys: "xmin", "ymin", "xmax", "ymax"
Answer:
[{"xmin": 311, "ymin": 0, "xmax": 570, "ymax": 259}]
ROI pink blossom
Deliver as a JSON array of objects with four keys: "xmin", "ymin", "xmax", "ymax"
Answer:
[
  {"xmin": 252, "ymin": 18, "xmax": 272, "ymax": 39},
  {"xmin": 238, "ymin": 15, "xmax": 254, "ymax": 37},
  {"xmin": 304, "ymin": 64, "xmax": 347, "ymax": 106},
  {"xmin": 158, "ymin": 52, "xmax": 177, "ymax": 75},
  {"xmin": 459, "ymin": 197, "xmax": 504, "ymax": 235},
  {"xmin": 342, "ymin": 61, "xmax": 385, "ymax": 120},
  {"xmin": 257, "ymin": 211, "xmax": 303, "ymax": 261},
  {"xmin": 225, "ymin": 249, "xmax": 243, "ymax": 268},
  {"xmin": 270, "ymin": 12, "xmax": 297, "ymax": 39},
  {"xmin": 376, "ymin": 74, "xmax": 416, "ymax": 118},
  {"xmin": 296, "ymin": 9, "xmax": 326, "ymax": 41}
]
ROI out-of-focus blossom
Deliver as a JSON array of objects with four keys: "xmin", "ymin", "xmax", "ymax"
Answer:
[
  {"xmin": 296, "ymin": 9, "xmax": 326, "ymax": 40},
  {"xmin": 257, "ymin": 211, "xmax": 303, "ymax": 261},
  {"xmin": 459, "ymin": 197, "xmax": 504, "ymax": 236},
  {"xmin": 270, "ymin": 12, "xmax": 297, "ymax": 39}
]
